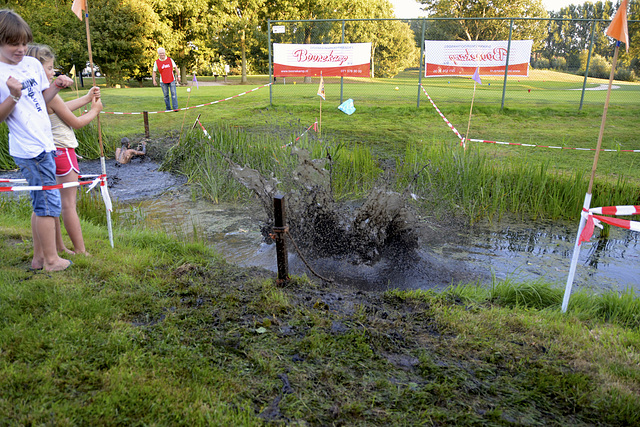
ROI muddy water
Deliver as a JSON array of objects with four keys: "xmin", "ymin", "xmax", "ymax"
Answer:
[
  {"xmin": 129, "ymin": 189, "xmax": 640, "ymax": 294},
  {"xmin": 3, "ymin": 158, "xmax": 638, "ymax": 293}
]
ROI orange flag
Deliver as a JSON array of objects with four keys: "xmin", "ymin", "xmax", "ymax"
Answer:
[
  {"xmin": 71, "ymin": 0, "xmax": 86, "ymax": 20},
  {"xmin": 606, "ymin": 0, "xmax": 629, "ymax": 52}
]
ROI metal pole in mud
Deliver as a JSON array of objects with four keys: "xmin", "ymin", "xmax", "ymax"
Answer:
[{"xmin": 273, "ymin": 195, "xmax": 289, "ymax": 282}]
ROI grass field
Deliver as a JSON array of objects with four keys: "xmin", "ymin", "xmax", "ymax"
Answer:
[
  {"xmin": 1, "ymin": 198, "xmax": 640, "ymax": 425},
  {"xmin": 2, "ymin": 70, "xmax": 640, "ymax": 425}
]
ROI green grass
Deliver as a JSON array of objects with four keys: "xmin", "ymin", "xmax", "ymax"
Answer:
[{"xmin": 1, "ymin": 201, "xmax": 640, "ymax": 425}]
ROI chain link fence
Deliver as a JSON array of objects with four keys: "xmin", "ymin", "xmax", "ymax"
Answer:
[{"xmin": 266, "ymin": 17, "xmax": 640, "ymax": 111}]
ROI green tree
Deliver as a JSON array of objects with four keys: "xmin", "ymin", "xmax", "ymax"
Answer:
[
  {"xmin": 150, "ymin": 0, "xmax": 223, "ymax": 83},
  {"xmin": 420, "ymin": 0, "xmax": 548, "ymax": 42}
]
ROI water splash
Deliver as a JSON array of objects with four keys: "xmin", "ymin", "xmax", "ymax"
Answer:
[{"xmin": 230, "ymin": 147, "xmax": 421, "ymax": 264}]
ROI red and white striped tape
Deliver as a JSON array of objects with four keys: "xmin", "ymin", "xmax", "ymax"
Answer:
[
  {"xmin": 579, "ymin": 205, "xmax": 640, "ymax": 244},
  {"xmin": 283, "ymin": 121, "xmax": 318, "ymax": 148},
  {"xmin": 102, "ymin": 83, "xmax": 272, "ymax": 115},
  {"xmin": 0, "ymin": 174, "xmax": 112, "ymax": 212},
  {"xmin": 420, "ymin": 84, "xmax": 640, "ymax": 153},
  {"xmin": 0, "ymin": 174, "xmax": 100, "ymax": 184},
  {"xmin": 419, "ymin": 84, "xmax": 464, "ymax": 143},
  {"xmin": 468, "ymin": 138, "xmax": 640, "ymax": 153}
]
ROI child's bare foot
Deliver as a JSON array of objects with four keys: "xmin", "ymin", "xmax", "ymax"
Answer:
[
  {"xmin": 60, "ymin": 247, "xmax": 75, "ymax": 255},
  {"xmin": 43, "ymin": 258, "xmax": 73, "ymax": 272},
  {"xmin": 31, "ymin": 258, "xmax": 44, "ymax": 270},
  {"xmin": 74, "ymin": 250, "xmax": 91, "ymax": 257}
]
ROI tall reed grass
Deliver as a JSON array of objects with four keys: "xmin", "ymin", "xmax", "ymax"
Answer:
[
  {"xmin": 162, "ymin": 121, "xmax": 382, "ymax": 203},
  {"xmin": 397, "ymin": 142, "xmax": 638, "ymax": 223}
]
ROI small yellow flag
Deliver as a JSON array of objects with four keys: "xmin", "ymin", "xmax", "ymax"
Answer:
[
  {"xmin": 71, "ymin": 0, "xmax": 86, "ymax": 21},
  {"xmin": 70, "ymin": 65, "xmax": 76, "ymax": 79},
  {"xmin": 317, "ymin": 75, "xmax": 325, "ymax": 100}
]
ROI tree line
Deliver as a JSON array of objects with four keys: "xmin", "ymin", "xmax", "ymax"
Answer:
[{"xmin": 5, "ymin": 0, "xmax": 638, "ymax": 85}]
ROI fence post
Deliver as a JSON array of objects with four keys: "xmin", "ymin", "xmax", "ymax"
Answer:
[
  {"xmin": 268, "ymin": 20, "xmax": 273, "ymax": 106},
  {"xmin": 501, "ymin": 18, "xmax": 514, "ymax": 110},
  {"xmin": 580, "ymin": 20, "xmax": 596, "ymax": 111},
  {"xmin": 417, "ymin": 18, "xmax": 426, "ymax": 108},
  {"xmin": 143, "ymin": 111, "xmax": 149, "ymax": 138},
  {"xmin": 341, "ymin": 20, "xmax": 345, "ymax": 104},
  {"xmin": 273, "ymin": 195, "xmax": 289, "ymax": 283}
]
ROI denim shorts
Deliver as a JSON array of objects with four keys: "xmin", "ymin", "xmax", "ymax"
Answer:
[{"xmin": 13, "ymin": 151, "xmax": 61, "ymax": 217}]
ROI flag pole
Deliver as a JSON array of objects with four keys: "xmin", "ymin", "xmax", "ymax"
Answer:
[
  {"xmin": 464, "ymin": 81, "xmax": 476, "ymax": 151},
  {"xmin": 562, "ymin": 41, "xmax": 620, "ymax": 312},
  {"xmin": 179, "ymin": 88, "xmax": 192, "ymax": 146},
  {"xmin": 82, "ymin": 0, "xmax": 114, "ymax": 248}
]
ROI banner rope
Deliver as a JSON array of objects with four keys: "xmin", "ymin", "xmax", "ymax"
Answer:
[
  {"xmin": 420, "ymin": 84, "xmax": 640, "ymax": 153},
  {"xmin": 579, "ymin": 205, "xmax": 640, "ymax": 244},
  {"xmin": 1, "ymin": 174, "xmax": 112, "ymax": 211},
  {"xmin": 102, "ymin": 83, "xmax": 271, "ymax": 115}
]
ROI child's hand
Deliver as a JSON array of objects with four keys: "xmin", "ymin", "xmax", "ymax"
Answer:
[
  {"xmin": 89, "ymin": 86, "xmax": 100, "ymax": 100},
  {"xmin": 54, "ymin": 75, "xmax": 73, "ymax": 89},
  {"xmin": 91, "ymin": 97, "xmax": 103, "ymax": 112},
  {"xmin": 6, "ymin": 76, "xmax": 22, "ymax": 97}
]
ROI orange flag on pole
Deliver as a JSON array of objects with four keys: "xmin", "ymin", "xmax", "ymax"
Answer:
[
  {"xmin": 71, "ymin": 0, "xmax": 86, "ymax": 20},
  {"xmin": 606, "ymin": 0, "xmax": 629, "ymax": 52}
]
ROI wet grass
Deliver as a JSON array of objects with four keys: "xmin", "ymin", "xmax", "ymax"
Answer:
[{"xmin": 1, "ymin": 200, "xmax": 639, "ymax": 425}]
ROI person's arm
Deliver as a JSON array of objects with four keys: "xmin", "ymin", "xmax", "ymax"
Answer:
[
  {"xmin": 49, "ymin": 93, "xmax": 103, "ymax": 130},
  {"xmin": 0, "ymin": 76, "xmax": 23, "ymax": 123},
  {"xmin": 42, "ymin": 75, "xmax": 73, "ymax": 104},
  {"xmin": 65, "ymin": 86, "xmax": 99, "ymax": 112},
  {"xmin": 173, "ymin": 59, "xmax": 180, "ymax": 84},
  {"xmin": 152, "ymin": 61, "xmax": 158, "ymax": 86}
]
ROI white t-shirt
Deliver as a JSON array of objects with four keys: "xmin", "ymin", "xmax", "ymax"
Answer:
[{"xmin": 0, "ymin": 56, "xmax": 54, "ymax": 158}]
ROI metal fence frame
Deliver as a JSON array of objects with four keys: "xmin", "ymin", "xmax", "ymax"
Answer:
[{"xmin": 267, "ymin": 16, "xmax": 639, "ymax": 110}]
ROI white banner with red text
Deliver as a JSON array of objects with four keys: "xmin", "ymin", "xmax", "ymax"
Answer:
[
  {"xmin": 273, "ymin": 43, "xmax": 371, "ymax": 77},
  {"xmin": 424, "ymin": 40, "xmax": 533, "ymax": 78}
]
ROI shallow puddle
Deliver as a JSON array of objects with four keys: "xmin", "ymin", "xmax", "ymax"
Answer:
[{"xmin": 128, "ymin": 190, "xmax": 640, "ymax": 294}]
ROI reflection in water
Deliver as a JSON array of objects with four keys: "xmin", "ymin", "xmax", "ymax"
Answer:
[{"xmin": 126, "ymin": 191, "xmax": 640, "ymax": 294}]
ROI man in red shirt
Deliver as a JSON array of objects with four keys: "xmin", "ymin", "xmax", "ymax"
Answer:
[{"xmin": 152, "ymin": 47, "xmax": 180, "ymax": 111}]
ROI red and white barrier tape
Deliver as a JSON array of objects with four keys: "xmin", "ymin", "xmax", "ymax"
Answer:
[
  {"xmin": 0, "ymin": 174, "xmax": 100, "ymax": 184},
  {"xmin": 195, "ymin": 118, "xmax": 213, "ymax": 141},
  {"xmin": 420, "ymin": 84, "xmax": 640, "ymax": 153},
  {"xmin": 468, "ymin": 138, "xmax": 640, "ymax": 153},
  {"xmin": 283, "ymin": 121, "xmax": 318, "ymax": 148},
  {"xmin": 419, "ymin": 84, "xmax": 464, "ymax": 143},
  {"xmin": 102, "ymin": 83, "xmax": 272, "ymax": 115},
  {"xmin": 579, "ymin": 205, "xmax": 640, "ymax": 244},
  {"xmin": 0, "ymin": 174, "xmax": 112, "ymax": 212}
]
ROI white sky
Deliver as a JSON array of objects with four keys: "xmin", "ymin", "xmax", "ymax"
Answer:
[{"xmin": 390, "ymin": 0, "xmax": 590, "ymax": 19}]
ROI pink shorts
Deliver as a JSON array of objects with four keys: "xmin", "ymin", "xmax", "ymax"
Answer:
[{"xmin": 54, "ymin": 147, "xmax": 80, "ymax": 177}]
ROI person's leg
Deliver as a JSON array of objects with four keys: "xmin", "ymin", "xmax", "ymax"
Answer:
[
  {"xmin": 160, "ymin": 82, "xmax": 171, "ymax": 110},
  {"xmin": 31, "ymin": 212, "xmax": 43, "ymax": 269},
  {"xmin": 54, "ymin": 217, "xmax": 73, "ymax": 254},
  {"xmin": 15, "ymin": 152, "xmax": 71, "ymax": 271},
  {"xmin": 169, "ymin": 80, "xmax": 178, "ymax": 110},
  {"xmin": 58, "ymin": 170, "xmax": 88, "ymax": 255},
  {"xmin": 35, "ymin": 215, "xmax": 71, "ymax": 271}
]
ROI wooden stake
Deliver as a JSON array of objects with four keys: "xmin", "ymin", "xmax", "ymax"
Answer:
[{"xmin": 83, "ymin": 1, "xmax": 113, "ymax": 247}]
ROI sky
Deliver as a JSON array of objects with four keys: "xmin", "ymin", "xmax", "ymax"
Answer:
[{"xmin": 390, "ymin": 0, "xmax": 590, "ymax": 19}]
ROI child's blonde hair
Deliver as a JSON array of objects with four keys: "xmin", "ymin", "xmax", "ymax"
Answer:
[
  {"xmin": 0, "ymin": 10, "xmax": 32, "ymax": 46},
  {"xmin": 26, "ymin": 44, "xmax": 55, "ymax": 65}
]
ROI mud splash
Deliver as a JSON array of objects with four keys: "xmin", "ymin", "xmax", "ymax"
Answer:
[{"xmin": 230, "ymin": 147, "xmax": 420, "ymax": 264}]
